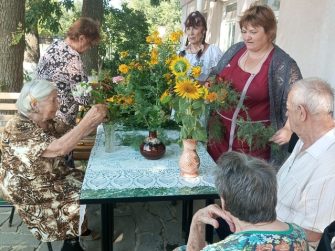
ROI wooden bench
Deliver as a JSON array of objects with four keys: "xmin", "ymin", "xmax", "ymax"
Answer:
[{"xmin": 0, "ymin": 92, "xmax": 20, "ymax": 133}]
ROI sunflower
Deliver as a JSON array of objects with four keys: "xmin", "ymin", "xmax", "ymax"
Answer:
[
  {"xmin": 174, "ymin": 79, "xmax": 202, "ymax": 100},
  {"xmin": 169, "ymin": 56, "xmax": 190, "ymax": 77}
]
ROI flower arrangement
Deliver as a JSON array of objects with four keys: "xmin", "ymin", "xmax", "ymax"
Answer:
[
  {"xmin": 117, "ymin": 30, "xmax": 184, "ymax": 131},
  {"xmin": 160, "ymin": 59, "xmax": 238, "ymax": 142},
  {"xmin": 72, "ymin": 70, "xmax": 134, "ymax": 125},
  {"xmin": 206, "ymin": 76, "xmax": 277, "ymax": 151}
]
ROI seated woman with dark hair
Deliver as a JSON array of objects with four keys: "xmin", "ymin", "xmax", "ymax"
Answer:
[
  {"xmin": 0, "ymin": 79, "xmax": 107, "ymax": 251},
  {"xmin": 175, "ymin": 151, "xmax": 308, "ymax": 251}
]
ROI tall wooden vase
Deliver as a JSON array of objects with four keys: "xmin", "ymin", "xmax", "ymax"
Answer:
[{"xmin": 179, "ymin": 139, "xmax": 200, "ymax": 177}]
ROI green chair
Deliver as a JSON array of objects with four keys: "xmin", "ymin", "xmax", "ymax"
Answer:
[{"xmin": 0, "ymin": 197, "xmax": 15, "ymax": 227}]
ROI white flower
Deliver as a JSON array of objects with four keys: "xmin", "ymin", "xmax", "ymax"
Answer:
[
  {"xmin": 88, "ymin": 75, "xmax": 98, "ymax": 83},
  {"xmin": 72, "ymin": 82, "xmax": 92, "ymax": 98}
]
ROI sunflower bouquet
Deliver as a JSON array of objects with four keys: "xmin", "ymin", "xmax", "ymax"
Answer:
[
  {"xmin": 117, "ymin": 30, "xmax": 184, "ymax": 131},
  {"xmin": 160, "ymin": 58, "xmax": 236, "ymax": 142}
]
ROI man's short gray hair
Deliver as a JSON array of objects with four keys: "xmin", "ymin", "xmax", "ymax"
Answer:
[
  {"xmin": 215, "ymin": 151, "xmax": 277, "ymax": 223},
  {"xmin": 290, "ymin": 77, "xmax": 334, "ymax": 115},
  {"xmin": 16, "ymin": 79, "xmax": 56, "ymax": 115}
]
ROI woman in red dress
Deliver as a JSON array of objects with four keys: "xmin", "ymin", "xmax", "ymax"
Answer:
[{"xmin": 208, "ymin": 5, "xmax": 302, "ymax": 164}]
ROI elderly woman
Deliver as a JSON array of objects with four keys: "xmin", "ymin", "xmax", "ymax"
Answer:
[
  {"xmin": 37, "ymin": 17, "xmax": 101, "ymax": 167},
  {"xmin": 0, "ymin": 79, "xmax": 107, "ymax": 251},
  {"xmin": 208, "ymin": 5, "xmax": 302, "ymax": 164},
  {"xmin": 177, "ymin": 152, "xmax": 308, "ymax": 251},
  {"xmin": 37, "ymin": 17, "xmax": 100, "ymax": 129}
]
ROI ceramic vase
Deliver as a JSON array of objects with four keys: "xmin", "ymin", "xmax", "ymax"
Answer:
[
  {"xmin": 179, "ymin": 139, "xmax": 200, "ymax": 177},
  {"xmin": 140, "ymin": 131, "xmax": 166, "ymax": 160},
  {"xmin": 103, "ymin": 122, "xmax": 117, "ymax": 153}
]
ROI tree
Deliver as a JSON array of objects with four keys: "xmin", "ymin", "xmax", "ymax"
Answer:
[
  {"xmin": 126, "ymin": 0, "xmax": 181, "ymax": 32},
  {"xmin": 101, "ymin": 4, "xmax": 150, "ymax": 76},
  {"xmin": 25, "ymin": 0, "xmax": 74, "ymax": 63},
  {"xmin": 81, "ymin": 0, "xmax": 104, "ymax": 75},
  {"xmin": 0, "ymin": 0, "xmax": 25, "ymax": 91}
]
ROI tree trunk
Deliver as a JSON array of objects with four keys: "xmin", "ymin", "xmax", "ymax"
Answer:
[
  {"xmin": 24, "ymin": 23, "xmax": 40, "ymax": 64},
  {"xmin": 81, "ymin": 0, "xmax": 103, "ymax": 75},
  {"xmin": 0, "ymin": 0, "xmax": 25, "ymax": 92}
]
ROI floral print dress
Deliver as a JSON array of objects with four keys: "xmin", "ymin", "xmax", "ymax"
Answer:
[
  {"xmin": 0, "ymin": 114, "xmax": 87, "ymax": 242},
  {"xmin": 178, "ymin": 223, "xmax": 308, "ymax": 251},
  {"xmin": 37, "ymin": 40, "xmax": 90, "ymax": 127}
]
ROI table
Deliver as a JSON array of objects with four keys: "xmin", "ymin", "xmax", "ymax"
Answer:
[{"xmin": 80, "ymin": 125, "xmax": 219, "ymax": 251}]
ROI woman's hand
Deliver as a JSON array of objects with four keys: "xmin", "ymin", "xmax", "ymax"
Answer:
[
  {"xmin": 186, "ymin": 204, "xmax": 235, "ymax": 251},
  {"xmin": 193, "ymin": 204, "xmax": 235, "ymax": 231},
  {"xmin": 81, "ymin": 104, "xmax": 108, "ymax": 127},
  {"xmin": 270, "ymin": 126, "xmax": 292, "ymax": 145},
  {"xmin": 269, "ymin": 119, "xmax": 292, "ymax": 145}
]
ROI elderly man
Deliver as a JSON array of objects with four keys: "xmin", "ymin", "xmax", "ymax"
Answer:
[{"xmin": 276, "ymin": 77, "xmax": 335, "ymax": 248}]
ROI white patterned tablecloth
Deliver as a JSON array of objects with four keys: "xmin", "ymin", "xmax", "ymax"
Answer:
[{"xmin": 81, "ymin": 125, "xmax": 218, "ymax": 201}]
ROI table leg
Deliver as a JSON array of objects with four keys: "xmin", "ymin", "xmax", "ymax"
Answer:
[
  {"xmin": 205, "ymin": 199, "xmax": 214, "ymax": 244},
  {"xmin": 182, "ymin": 199, "xmax": 194, "ymax": 242},
  {"xmin": 101, "ymin": 203, "xmax": 114, "ymax": 251}
]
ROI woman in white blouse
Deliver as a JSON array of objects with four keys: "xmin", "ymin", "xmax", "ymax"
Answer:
[{"xmin": 179, "ymin": 11, "xmax": 223, "ymax": 82}]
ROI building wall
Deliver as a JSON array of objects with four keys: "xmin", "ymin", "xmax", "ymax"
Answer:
[
  {"xmin": 276, "ymin": 0, "xmax": 335, "ymax": 85},
  {"xmin": 180, "ymin": 0, "xmax": 335, "ymax": 86}
]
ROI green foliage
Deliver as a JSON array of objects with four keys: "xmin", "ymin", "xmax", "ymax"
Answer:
[
  {"xmin": 236, "ymin": 118, "xmax": 276, "ymax": 151},
  {"xmin": 126, "ymin": 0, "xmax": 181, "ymax": 32},
  {"xmin": 25, "ymin": 0, "xmax": 74, "ymax": 36},
  {"xmin": 10, "ymin": 22, "xmax": 24, "ymax": 46},
  {"xmin": 117, "ymin": 30, "xmax": 180, "ymax": 131},
  {"xmin": 101, "ymin": 4, "xmax": 150, "ymax": 76}
]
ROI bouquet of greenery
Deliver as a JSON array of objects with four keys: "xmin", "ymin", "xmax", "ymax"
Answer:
[
  {"xmin": 72, "ymin": 70, "xmax": 134, "ymax": 125},
  {"xmin": 117, "ymin": 30, "xmax": 183, "ymax": 131}
]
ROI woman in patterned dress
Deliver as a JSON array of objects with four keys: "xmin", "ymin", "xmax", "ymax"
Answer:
[
  {"xmin": 176, "ymin": 151, "xmax": 308, "ymax": 251},
  {"xmin": 37, "ymin": 17, "xmax": 100, "ymax": 167},
  {"xmin": 0, "ymin": 79, "xmax": 107, "ymax": 250},
  {"xmin": 37, "ymin": 17, "xmax": 100, "ymax": 129}
]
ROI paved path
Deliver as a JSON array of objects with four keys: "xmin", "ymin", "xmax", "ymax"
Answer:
[{"xmin": 0, "ymin": 200, "xmax": 207, "ymax": 251}]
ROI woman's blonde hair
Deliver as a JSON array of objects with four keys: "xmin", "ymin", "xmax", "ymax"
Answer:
[{"xmin": 16, "ymin": 79, "xmax": 56, "ymax": 115}]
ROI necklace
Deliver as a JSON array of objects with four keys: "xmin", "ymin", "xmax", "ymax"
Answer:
[
  {"xmin": 242, "ymin": 47, "xmax": 273, "ymax": 74},
  {"xmin": 186, "ymin": 44, "xmax": 204, "ymax": 54}
]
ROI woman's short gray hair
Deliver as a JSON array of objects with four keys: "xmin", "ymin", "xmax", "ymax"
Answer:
[
  {"xmin": 16, "ymin": 79, "xmax": 56, "ymax": 115},
  {"xmin": 215, "ymin": 151, "xmax": 277, "ymax": 223}
]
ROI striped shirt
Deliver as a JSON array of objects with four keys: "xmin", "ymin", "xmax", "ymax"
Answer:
[{"xmin": 277, "ymin": 128, "xmax": 335, "ymax": 233}]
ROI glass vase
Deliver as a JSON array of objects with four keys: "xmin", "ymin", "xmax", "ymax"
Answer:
[{"xmin": 103, "ymin": 122, "xmax": 117, "ymax": 153}]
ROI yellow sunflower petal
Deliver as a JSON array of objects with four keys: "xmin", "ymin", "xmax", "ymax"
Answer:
[
  {"xmin": 174, "ymin": 79, "xmax": 201, "ymax": 100},
  {"xmin": 169, "ymin": 56, "xmax": 191, "ymax": 77}
]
